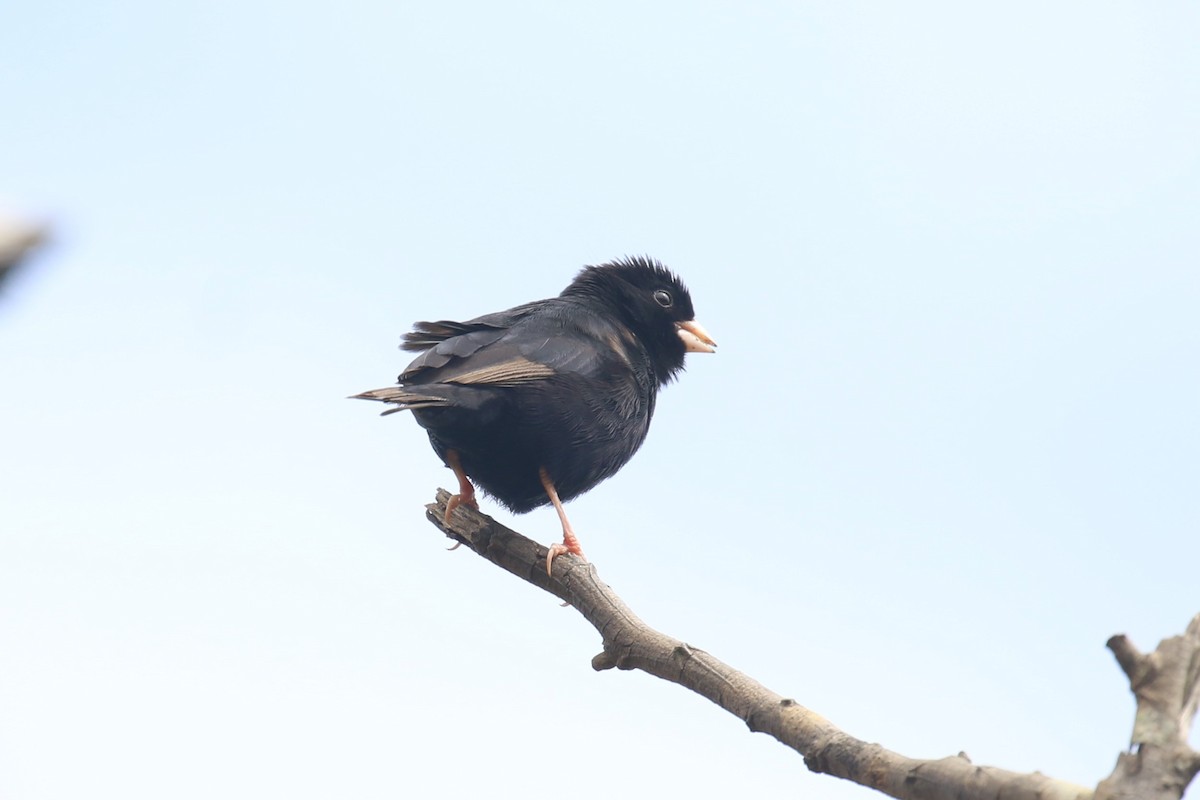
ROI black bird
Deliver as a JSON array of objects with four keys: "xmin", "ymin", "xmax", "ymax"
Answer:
[{"xmin": 355, "ymin": 256, "xmax": 716, "ymax": 572}]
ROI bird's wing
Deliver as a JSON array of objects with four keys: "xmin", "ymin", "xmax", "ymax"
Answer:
[
  {"xmin": 400, "ymin": 302, "xmax": 544, "ymax": 352},
  {"xmin": 398, "ymin": 303, "xmax": 620, "ymax": 388}
]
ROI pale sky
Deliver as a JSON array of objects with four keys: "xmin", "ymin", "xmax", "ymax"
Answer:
[{"xmin": 2, "ymin": 3, "xmax": 1198, "ymax": 799}]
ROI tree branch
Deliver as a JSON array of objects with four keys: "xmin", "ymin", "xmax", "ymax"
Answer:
[
  {"xmin": 0, "ymin": 211, "xmax": 46, "ymax": 290},
  {"xmin": 1095, "ymin": 616, "xmax": 1200, "ymax": 800},
  {"xmin": 425, "ymin": 489, "xmax": 1094, "ymax": 800}
]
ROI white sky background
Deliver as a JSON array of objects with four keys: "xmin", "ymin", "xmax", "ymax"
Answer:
[{"xmin": 2, "ymin": 3, "xmax": 1198, "ymax": 798}]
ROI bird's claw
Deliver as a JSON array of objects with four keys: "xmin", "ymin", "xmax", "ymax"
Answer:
[
  {"xmin": 545, "ymin": 542, "xmax": 569, "ymax": 575},
  {"xmin": 443, "ymin": 491, "xmax": 479, "ymax": 525},
  {"xmin": 545, "ymin": 540, "xmax": 587, "ymax": 576}
]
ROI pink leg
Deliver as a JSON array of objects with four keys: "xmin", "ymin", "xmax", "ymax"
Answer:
[{"xmin": 540, "ymin": 467, "xmax": 586, "ymax": 575}]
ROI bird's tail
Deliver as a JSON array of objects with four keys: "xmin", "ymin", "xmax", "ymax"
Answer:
[{"xmin": 351, "ymin": 387, "xmax": 451, "ymax": 416}]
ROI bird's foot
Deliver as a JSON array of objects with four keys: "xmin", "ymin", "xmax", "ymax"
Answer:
[
  {"xmin": 538, "ymin": 467, "xmax": 587, "ymax": 575},
  {"xmin": 545, "ymin": 536, "xmax": 586, "ymax": 576},
  {"xmin": 443, "ymin": 450, "xmax": 479, "ymax": 525},
  {"xmin": 443, "ymin": 489, "xmax": 479, "ymax": 525}
]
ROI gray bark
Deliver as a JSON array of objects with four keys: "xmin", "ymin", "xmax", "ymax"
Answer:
[{"xmin": 424, "ymin": 489, "xmax": 1193, "ymax": 800}]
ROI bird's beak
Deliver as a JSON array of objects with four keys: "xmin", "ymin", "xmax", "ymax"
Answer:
[{"xmin": 676, "ymin": 320, "xmax": 717, "ymax": 354}]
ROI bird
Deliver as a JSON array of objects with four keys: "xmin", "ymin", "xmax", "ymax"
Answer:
[{"xmin": 354, "ymin": 256, "xmax": 716, "ymax": 573}]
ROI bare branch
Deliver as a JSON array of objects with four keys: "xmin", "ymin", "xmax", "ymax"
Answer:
[
  {"xmin": 1096, "ymin": 615, "xmax": 1200, "ymax": 800},
  {"xmin": 1105, "ymin": 635, "xmax": 1144, "ymax": 683},
  {"xmin": 0, "ymin": 211, "xmax": 46, "ymax": 289},
  {"xmin": 425, "ymin": 490, "xmax": 1093, "ymax": 800}
]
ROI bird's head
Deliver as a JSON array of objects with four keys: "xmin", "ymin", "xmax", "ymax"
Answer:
[{"xmin": 562, "ymin": 256, "xmax": 716, "ymax": 385}]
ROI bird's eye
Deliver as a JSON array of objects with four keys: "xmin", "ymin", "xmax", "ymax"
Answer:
[{"xmin": 653, "ymin": 289, "xmax": 673, "ymax": 308}]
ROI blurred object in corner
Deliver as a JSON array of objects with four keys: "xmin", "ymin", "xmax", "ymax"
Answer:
[{"xmin": 0, "ymin": 208, "xmax": 48, "ymax": 291}]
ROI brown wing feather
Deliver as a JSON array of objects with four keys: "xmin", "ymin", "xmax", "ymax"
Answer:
[{"xmin": 447, "ymin": 357, "xmax": 556, "ymax": 386}]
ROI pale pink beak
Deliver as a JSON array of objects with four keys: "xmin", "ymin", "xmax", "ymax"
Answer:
[{"xmin": 676, "ymin": 320, "xmax": 717, "ymax": 354}]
